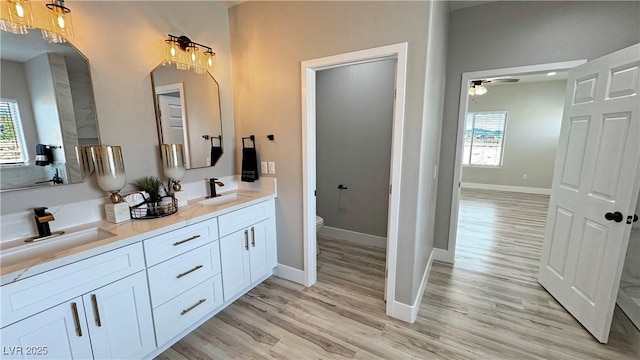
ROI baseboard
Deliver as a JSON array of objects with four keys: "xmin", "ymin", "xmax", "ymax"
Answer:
[
  {"xmin": 617, "ymin": 288, "xmax": 640, "ymax": 330},
  {"xmin": 461, "ymin": 182, "xmax": 551, "ymax": 195},
  {"xmin": 319, "ymin": 226, "xmax": 387, "ymax": 248},
  {"xmin": 390, "ymin": 248, "xmax": 436, "ymax": 323},
  {"xmin": 432, "ymin": 247, "xmax": 452, "ymax": 263},
  {"xmin": 274, "ymin": 263, "xmax": 305, "ymax": 285}
]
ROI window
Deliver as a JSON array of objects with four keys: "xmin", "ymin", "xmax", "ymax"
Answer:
[
  {"xmin": 0, "ymin": 99, "xmax": 28, "ymax": 164},
  {"xmin": 463, "ymin": 111, "xmax": 507, "ymax": 167}
]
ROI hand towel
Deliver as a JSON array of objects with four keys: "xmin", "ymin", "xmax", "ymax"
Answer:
[
  {"xmin": 241, "ymin": 145, "xmax": 259, "ymax": 182},
  {"xmin": 210, "ymin": 136, "xmax": 223, "ymax": 166}
]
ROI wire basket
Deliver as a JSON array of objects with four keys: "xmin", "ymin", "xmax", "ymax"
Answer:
[{"xmin": 130, "ymin": 196, "xmax": 177, "ymax": 219}]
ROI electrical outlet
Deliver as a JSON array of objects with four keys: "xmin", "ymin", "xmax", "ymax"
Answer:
[
  {"xmin": 261, "ymin": 161, "xmax": 268, "ymax": 174},
  {"xmin": 268, "ymin": 161, "xmax": 276, "ymax": 174},
  {"xmin": 522, "ymin": 174, "xmax": 528, "ymax": 180}
]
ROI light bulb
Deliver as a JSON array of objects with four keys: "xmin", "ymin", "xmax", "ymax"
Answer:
[
  {"xmin": 15, "ymin": 3, "xmax": 24, "ymax": 18},
  {"xmin": 57, "ymin": 14, "xmax": 65, "ymax": 29},
  {"xmin": 468, "ymin": 86, "xmax": 476, "ymax": 96},
  {"xmin": 207, "ymin": 57, "xmax": 213, "ymax": 67},
  {"xmin": 191, "ymin": 52, "xmax": 196, "ymax": 62},
  {"xmin": 475, "ymin": 85, "xmax": 487, "ymax": 95},
  {"xmin": 170, "ymin": 46, "xmax": 176, "ymax": 57}
]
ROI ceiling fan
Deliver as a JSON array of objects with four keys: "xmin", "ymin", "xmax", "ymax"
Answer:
[{"xmin": 469, "ymin": 77, "xmax": 520, "ymax": 95}]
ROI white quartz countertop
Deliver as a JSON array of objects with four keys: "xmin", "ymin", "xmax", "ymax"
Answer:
[{"xmin": 1, "ymin": 190, "xmax": 276, "ymax": 286}]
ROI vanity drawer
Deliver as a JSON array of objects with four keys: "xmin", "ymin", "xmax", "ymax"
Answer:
[
  {"xmin": 1, "ymin": 243, "xmax": 144, "ymax": 327},
  {"xmin": 153, "ymin": 274, "xmax": 224, "ymax": 345},
  {"xmin": 147, "ymin": 241, "xmax": 221, "ymax": 307},
  {"xmin": 144, "ymin": 219, "xmax": 218, "ymax": 266},
  {"xmin": 218, "ymin": 201, "xmax": 271, "ymax": 237}
]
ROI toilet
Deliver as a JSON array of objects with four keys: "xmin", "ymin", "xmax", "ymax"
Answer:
[{"xmin": 315, "ymin": 216, "xmax": 324, "ymax": 255}]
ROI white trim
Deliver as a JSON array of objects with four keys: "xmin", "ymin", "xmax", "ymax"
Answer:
[
  {"xmin": 274, "ymin": 263, "xmax": 305, "ymax": 284},
  {"xmin": 447, "ymin": 60, "xmax": 587, "ymax": 264},
  {"xmin": 431, "ymin": 248, "xmax": 451, "ymax": 263},
  {"xmin": 301, "ymin": 42, "xmax": 408, "ymax": 320},
  {"xmin": 319, "ymin": 226, "xmax": 387, "ymax": 249},
  {"xmin": 617, "ymin": 288, "xmax": 640, "ymax": 330},
  {"xmin": 461, "ymin": 182, "xmax": 552, "ymax": 195},
  {"xmin": 390, "ymin": 248, "xmax": 436, "ymax": 323}
]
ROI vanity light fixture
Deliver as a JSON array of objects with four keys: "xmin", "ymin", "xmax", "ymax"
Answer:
[
  {"xmin": 164, "ymin": 34, "xmax": 216, "ymax": 74},
  {"xmin": 0, "ymin": 0, "xmax": 74, "ymax": 43},
  {"xmin": 42, "ymin": 0, "xmax": 73, "ymax": 43},
  {"xmin": 468, "ymin": 81, "xmax": 488, "ymax": 96},
  {"xmin": 0, "ymin": 0, "xmax": 34, "ymax": 34}
]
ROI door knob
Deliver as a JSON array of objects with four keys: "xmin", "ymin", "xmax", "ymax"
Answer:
[
  {"xmin": 605, "ymin": 211, "xmax": 624, "ymax": 222},
  {"xmin": 634, "ymin": 214, "xmax": 638, "ymax": 223}
]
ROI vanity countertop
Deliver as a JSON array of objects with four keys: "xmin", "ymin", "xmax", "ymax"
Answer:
[{"xmin": 1, "ymin": 190, "xmax": 276, "ymax": 286}]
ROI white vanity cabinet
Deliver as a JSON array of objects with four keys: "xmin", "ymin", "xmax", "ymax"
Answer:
[
  {"xmin": 219, "ymin": 200, "xmax": 277, "ymax": 301},
  {"xmin": 144, "ymin": 217, "xmax": 225, "ymax": 345},
  {"xmin": 0, "ymin": 244, "xmax": 155, "ymax": 360}
]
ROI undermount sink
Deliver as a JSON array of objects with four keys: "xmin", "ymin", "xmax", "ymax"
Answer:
[
  {"xmin": 0, "ymin": 227, "xmax": 117, "ymax": 268},
  {"xmin": 198, "ymin": 192, "xmax": 254, "ymax": 207}
]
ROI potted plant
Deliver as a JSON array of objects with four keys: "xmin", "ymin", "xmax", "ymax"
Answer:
[{"xmin": 133, "ymin": 176, "xmax": 165, "ymax": 215}]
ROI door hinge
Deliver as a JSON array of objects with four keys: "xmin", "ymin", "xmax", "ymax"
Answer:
[
  {"xmin": 314, "ymin": 190, "xmax": 316, "ymax": 196},
  {"xmin": 389, "ymin": 184, "xmax": 392, "ymax": 195}
]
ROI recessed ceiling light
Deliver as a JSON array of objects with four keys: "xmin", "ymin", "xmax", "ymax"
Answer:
[{"xmin": 546, "ymin": 72, "xmax": 557, "ymax": 76}]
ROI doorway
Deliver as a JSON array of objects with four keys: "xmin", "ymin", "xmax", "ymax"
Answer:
[{"xmin": 301, "ymin": 43, "xmax": 408, "ymax": 318}]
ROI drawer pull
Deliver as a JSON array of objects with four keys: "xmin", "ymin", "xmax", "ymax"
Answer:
[
  {"xmin": 173, "ymin": 235, "xmax": 201, "ymax": 246},
  {"xmin": 180, "ymin": 298, "xmax": 207, "ymax": 315},
  {"xmin": 176, "ymin": 264, "xmax": 204, "ymax": 279},
  {"xmin": 244, "ymin": 230, "xmax": 249, "ymax": 250},
  {"xmin": 71, "ymin": 302, "xmax": 82, "ymax": 337},
  {"xmin": 251, "ymin": 227, "xmax": 255, "ymax": 247},
  {"xmin": 91, "ymin": 294, "xmax": 102, "ymax": 327}
]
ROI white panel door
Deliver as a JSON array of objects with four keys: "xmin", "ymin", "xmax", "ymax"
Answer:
[
  {"xmin": 249, "ymin": 220, "xmax": 270, "ymax": 281},
  {"xmin": 220, "ymin": 230, "xmax": 252, "ymax": 301},
  {"xmin": 0, "ymin": 298, "xmax": 93, "ymax": 359},
  {"xmin": 84, "ymin": 271, "xmax": 156, "ymax": 359},
  {"xmin": 538, "ymin": 43, "xmax": 640, "ymax": 343}
]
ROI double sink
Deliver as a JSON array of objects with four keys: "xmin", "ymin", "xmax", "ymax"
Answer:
[{"xmin": 1, "ymin": 191, "xmax": 256, "ymax": 271}]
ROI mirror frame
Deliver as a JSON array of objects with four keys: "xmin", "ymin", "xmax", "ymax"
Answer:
[{"xmin": 150, "ymin": 63, "xmax": 223, "ymax": 171}]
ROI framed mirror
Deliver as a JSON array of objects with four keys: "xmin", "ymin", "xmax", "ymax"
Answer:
[
  {"xmin": 151, "ymin": 64, "xmax": 223, "ymax": 169},
  {"xmin": 0, "ymin": 30, "xmax": 100, "ymax": 192}
]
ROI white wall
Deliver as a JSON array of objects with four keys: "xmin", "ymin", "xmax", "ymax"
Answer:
[
  {"xmin": 0, "ymin": 1, "xmax": 235, "ymax": 215},
  {"xmin": 435, "ymin": 1, "xmax": 640, "ymax": 250},
  {"xmin": 316, "ymin": 59, "xmax": 395, "ymax": 238},
  {"xmin": 462, "ymin": 80, "xmax": 567, "ymax": 189}
]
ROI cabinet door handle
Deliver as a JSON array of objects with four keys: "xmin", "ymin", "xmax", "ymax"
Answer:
[
  {"xmin": 173, "ymin": 234, "xmax": 201, "ymax": 246},
  {"xmin": 91, "ymin": 294, "xmax": 102, "ymax": 327},
  {"xmin": 251, "ymin": 227, "xmax": 255, "ymax": 247},
  {"xmin": 71, "ymin": 302, "xmax": 82, "ymax": 337},
  {"xmin": 180, "ymin": 298, "xmax": 207, "ymax": 315},
  {"xmin": 176, "ymin": 264, "xmax": 204, "ymax": 279},
  {"xmin": 244, "ymin": 230, "xmax": 249, "ymax": 250}
]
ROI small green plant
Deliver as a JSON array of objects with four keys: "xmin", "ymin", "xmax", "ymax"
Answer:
[{"xmin": 133, "ymin": 176, "xmax": 164, "ymax": 202}]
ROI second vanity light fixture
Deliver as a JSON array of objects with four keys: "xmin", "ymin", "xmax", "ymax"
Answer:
[
  {"xmin": 0, "ymin": 0, "xmax": 74, "ymax": 43},
  {"xmin": 164, "ymin": 34, "xmax": 216, "ymax": 74}
]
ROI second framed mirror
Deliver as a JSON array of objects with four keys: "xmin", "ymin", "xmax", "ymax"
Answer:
[{"xmin": 151, "ymin": 64, "xmax": 223, "ymax": 169}]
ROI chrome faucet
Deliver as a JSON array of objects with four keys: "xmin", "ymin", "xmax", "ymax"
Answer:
[
  {"xmin": 34, "ymin": 207, "xmax": 54, "ymax": 238},
  {"xmin": 208, "ymin": 178, "xmax": 225, "ymax": 198}
]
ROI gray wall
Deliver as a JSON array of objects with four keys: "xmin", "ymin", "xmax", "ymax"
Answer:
[
  {"xmin": 0, "ymin": 1, "xmax": 235, "ymax": 215},
  {"xmin": 462, "ymin": 80, "xmax": 567, "ymax": 189},
  {"xmin": 435, "ymin": 1, "xmax": 640, "ymax": 250},
  {"xmin": 229, "ymin": 0, "xmax": 449, "ymax": 305},
  {"xmin": 316, "ymin": 59, "xmax": 395, "ymax": 238}
]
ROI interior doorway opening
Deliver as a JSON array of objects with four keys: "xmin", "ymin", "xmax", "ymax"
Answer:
[{"xmin": 301, "ymin": 43, "xmax": 408, "ymax": 318}]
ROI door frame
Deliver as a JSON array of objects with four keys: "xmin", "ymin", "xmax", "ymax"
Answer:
[
  {"xmin": 301, "ymin": 43, "xmax": 408, "ymax": 317},
  {"xmin": 445, "ymin": 60, "xmax": 587, "ymax": 263},
  {"xmin": 154, "ymin": 83, "xmax": 190, "ymax": 167}
]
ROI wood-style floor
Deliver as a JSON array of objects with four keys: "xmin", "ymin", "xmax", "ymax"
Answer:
[{"xmin": 157, "ymin": 189, "xmax": 639, "ymax": 359}]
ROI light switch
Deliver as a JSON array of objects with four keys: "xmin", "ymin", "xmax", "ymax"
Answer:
[
  {"xmin": 268, "ymin": 161, "xmax": 276, "ymax": 174},
  {"xmin": 261, "ymin": 161, "xmax": 268, "ymax": 174}
]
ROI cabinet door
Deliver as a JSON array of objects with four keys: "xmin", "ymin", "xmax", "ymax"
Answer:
[
  {"xmin": 220, "ymin": 230, "xmax": 251, "ymax": 301},
  {"xmin": 249, "ymin": 220, "xmax": 270, "ymax": 281},
  {"xmin": 0, "ymin": 298, "xmax": 93, "ymax": 360},
  {"xmin": 84, "ymin": 271, "xmax": 155, "ymax": 359}
]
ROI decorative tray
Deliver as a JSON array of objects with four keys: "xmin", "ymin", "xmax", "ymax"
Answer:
[{"xmin": 130, "ymin": 196, "xmax": 178, "ymax": 219}]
